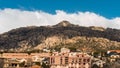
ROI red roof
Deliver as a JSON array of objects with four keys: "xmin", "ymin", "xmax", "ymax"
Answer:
[{"xmin": 108, "ymin": 50, "xmax": 120, "ymax": 53}]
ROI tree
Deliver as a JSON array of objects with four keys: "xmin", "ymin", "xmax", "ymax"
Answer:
[
  {"xmin": 19, "ymin": 61, "xmax": 25, "ymax": 67},
  {"xmin": 0, "ymin": 59, "xmax": 4, "ymax": 68},
  {"xmin": 41, "ymin": 62, "xmax": 50, "ymax": 68},
  {"xmin": 92, "ymin": 64, "xmax": 100, "ymax": 68}
]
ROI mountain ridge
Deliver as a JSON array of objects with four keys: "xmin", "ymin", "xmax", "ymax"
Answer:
[{"xmin": 0, "ymin": 21, "xmax": 120, "ymax": 52}]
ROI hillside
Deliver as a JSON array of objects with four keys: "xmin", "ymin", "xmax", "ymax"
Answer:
[{"xmin": 0, "ymin": 21, "xmax": 120, "ymax": 52}]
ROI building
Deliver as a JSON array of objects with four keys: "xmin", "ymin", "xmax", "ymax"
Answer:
[
  {"xmin": 31, "ymin": 53, "xmax": 50, "ymax": 62},
  {"xmin": 1, "ymin": 53, "xmax": 50, "ymax": 68},
  {"xmin": 107, "ymin": 50, "xmax": 120, "ymax": 54},
  {"xmin": 61, "ymin": 48, "xmax": 70, "ymax": 53},
  {"xmin": 0, "ymin": 48, "xmax": 92, "ymax": 68},
  {"xmin": 50, "ymin": 52, "xmax": 91, "ymax": 68},
  {"xmin": 107, "ymin": 50, "xmax": 120, "ymax": 62},
  {"xmin": 2, "ymin": 53, "xmax": 30, "ymax": 59}
]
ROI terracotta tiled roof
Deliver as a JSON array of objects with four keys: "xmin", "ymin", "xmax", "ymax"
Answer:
[
  {"xmin": 109, "ymin": 50, "xmax": 120, "ymax": 53},
  {"xmin": 31, "ymin": 65, "xmax": 41, "ymax": 68}
]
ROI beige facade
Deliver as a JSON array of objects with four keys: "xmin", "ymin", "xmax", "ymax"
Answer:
[{"xmin": 0, "ymin": 53, "xmax": 50, "ymax": 68}]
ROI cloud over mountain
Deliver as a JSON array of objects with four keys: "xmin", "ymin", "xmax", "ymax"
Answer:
[{"xmin": 0, "ymin": 8, "xmax": 120, "ymax": 33}]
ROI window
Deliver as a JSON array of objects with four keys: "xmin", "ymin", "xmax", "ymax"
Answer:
[
  {"xmin": 83, "ymin": 59, "xmax": 86, "ymax": 62},
  {"xmin": 60, "ymin": 57, "xmax": 62, "ymax": 64},
  {"xmin": 79, "ymin": 59, "xmax": 81, "ymax": 63},
  {"xmin": 82, "ymin": 55, "xmax": 84, "ymax": 57},
  {"xmin": 87, "ymin": 59, "xmax": 90, "ymax": 62},
  {"xmin": 83, "ymin": 63, "xmax": 86, "ymax": 65},
  {"xmin": 65, "ymin": 57, "xmax": 68, "ymax": 64}
]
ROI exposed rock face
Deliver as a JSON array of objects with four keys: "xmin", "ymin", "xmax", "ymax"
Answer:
[
  {"xmin": 57, "ymin": 20, "xmax": 70, "ymax": 27},
  {"xmin": 50, "ymin": 36, "xmax": 120, "ymax": 52},
  {"xmin": 89, "ymin": 26, "xmax": 105, "ymax": 31},
  {"xmin": 53, "ymin": 20, "xmax": 78, "ymax": 27},
  {"xmin": 0, "ymin": 21, "xmax": 120, "ymax": 52},
  {"xmin": 34, "ymin": 36, "xmax": 63, "ymax": 50}
]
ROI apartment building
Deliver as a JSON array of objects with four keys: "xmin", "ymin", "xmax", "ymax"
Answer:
[{"xmin": 50, "ymin": 52, "xmax": 91, "ymax": 68}]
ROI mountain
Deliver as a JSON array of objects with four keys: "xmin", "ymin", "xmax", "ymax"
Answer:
[
  {"xmin": 0, "ymin": 21, "xmax": 120, "ymax": 52},
  {"xmin": 53, "ymin": 20, "xmax": 78, "ymax": 27}
]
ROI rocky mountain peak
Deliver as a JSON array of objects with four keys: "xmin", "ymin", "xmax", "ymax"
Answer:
[
  {"xmin": 59, "ymin": 20, "xmax": 71, "ymax": 26},
  {"xmin": 53, "ymin": 20, "xmax": 76, "ymax": 27}
]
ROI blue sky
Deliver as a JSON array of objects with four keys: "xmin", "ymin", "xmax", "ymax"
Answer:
[
  {"xmin": 0, "ymin": 0, "xmax": 120, "ymax": 33},
  {"xmin": 0, "ymin": 0, "xmax": 120, "ymax": 18}
]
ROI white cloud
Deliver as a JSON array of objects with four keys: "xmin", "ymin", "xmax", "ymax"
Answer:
[{"xmin": 0, "ymin": 8, "xmax": 120, "ymax": 33}]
